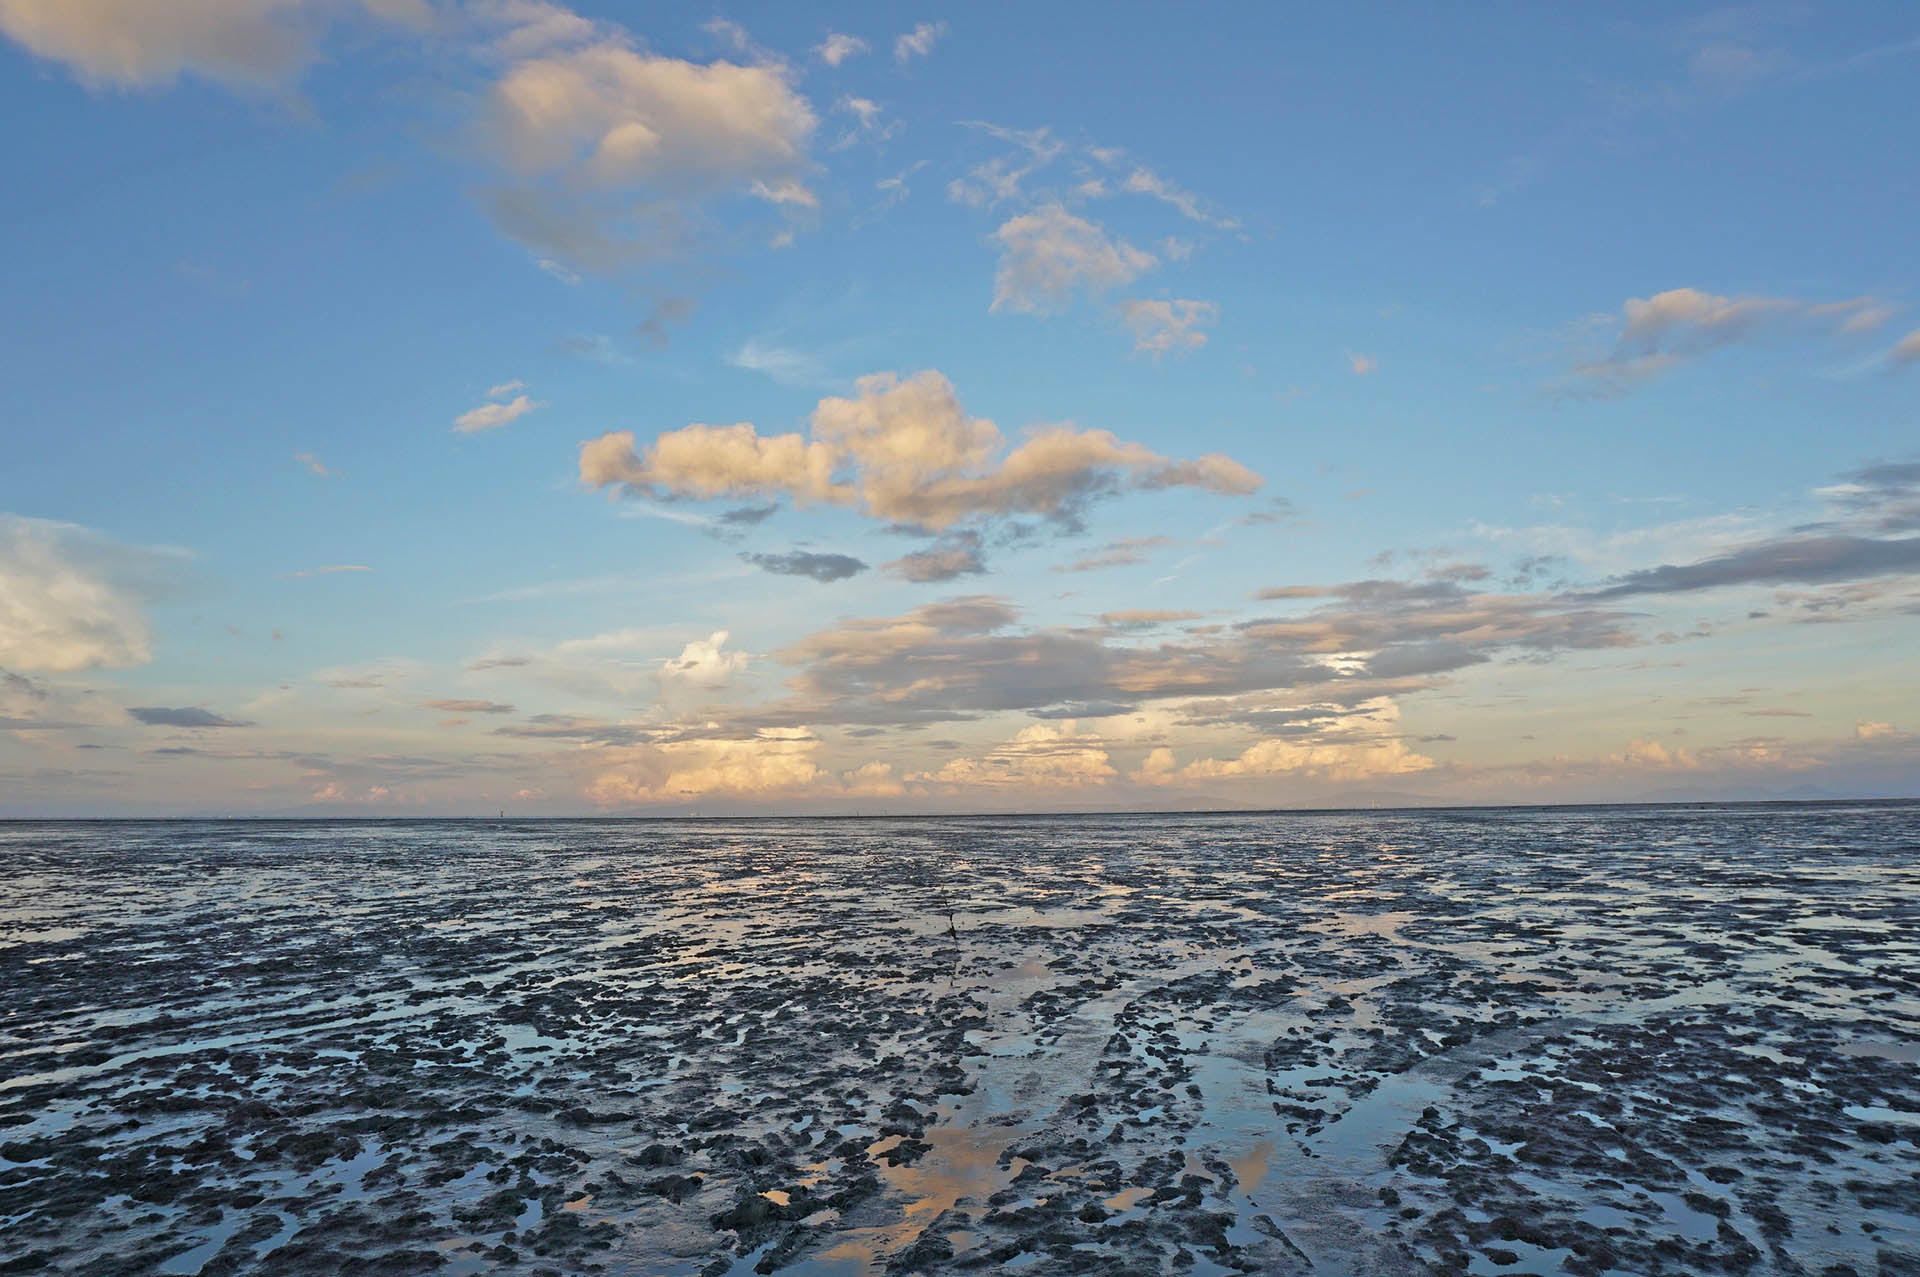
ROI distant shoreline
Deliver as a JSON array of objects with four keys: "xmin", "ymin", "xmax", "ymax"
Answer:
[{"xmin": 2, "ymin": 796, "xmax": 1915, "ymax": 822}]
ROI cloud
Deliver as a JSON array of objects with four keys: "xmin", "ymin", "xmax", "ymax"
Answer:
[
  {"xmin": 586, "ymin": 727, "xmax": 823, "ymax": 806},
  {"xmin": 1172, "ymin": 734, "xmax": 1434, "ymax": 783},
  {"xmin": 893, "ymin": 21, "xmax": 945, "ymax": 62},
  {"xmin": 831, "ymin": 95, "xmax": 898, "ymax": 149},
  {"xmin": 1119, "ymin": 299, "xmax": 1218, "ymax": 357},
  {"xmin": 915, "ymin": 721, "xmax": 1116, "ymax": 789},
  {"xmin": 1567, "ymin": 287, "xmax": 1891, "ymax": 396},
  {"xmin": 474, "ymin": 31, "xmax": 816, "ymax": 273},
  {"xmin": 454, "ymin": 389, "xmax": 542, "ymax": 434},
  {"xmin": 1816, "ymin": 461, "xmax": 1920, "ymax": 534},
  {"xmin": 946, "ymin": 123, "xmax": 1065, "ymax": 209},
  {"xmin": 128, "ymin": 706, "xmax": 250, "ymax": 728},
  {"xmin": 1099, "ymin": 609, "xmax": 1200, "ymax": 628},
  {"xmin": 991, "ymin": 205, "xmax": 1155, "ymax": 315},
  {"xmin": 284, "ymin": 564, "xmax": 371, "ymax": 578},
  {"xmin": 1348, "ymin": 352, "xmax": 1377, "ymax": 375},
  {"xmin": 0, "ymin": 0, "xmax": 425, "ymax": 90},
  {"xmin": 741, "ymin": 550, "xmax": 868, "ymax": 582},
  {"xmin": 885, "ymin": 534, "xmax": 985, "ymax": 582},
  {"xmin": 580, "ymin": 369, "xmax": 1262, "ymax": 533},
  {"xmin": 659, "ymin": 630, "xmax": 748, "ymax": 689},
  {"xmin": 1890, "ymin": 327, "xmax": 1920, "ymax": 370},
  {"xmin": 1117, "ymin": 165, "xmax": 1239, "ymax": 229},
  {"xmin": 1613, "ymin": 738, "xmax": 1700, "ymax": 770},
  {"xmin": 635, "ymin": 296, "xmax": 696, "ymax": 348},
  {"xmin": 0, "ymin": 515, "xmax": 177, "ymax": 673},
  {"xmin": 1055, "ymin": 536, "xmax": 1172, "ymax": 573},
  {"xmin": 815, "ymin": 32, "xmax": 867, "ymax": 66},
  {"xmin": 729, "ymin": 338, "xmax": 824, "ymax": 385},
  {"xmin": 421, "ymin": 699, "xmax": 515, "ymax": 714},
  {"xmin": 1585, "ymin": 534, "xmax": 1920, "ymax": 598},
  {"xmin": 733, "ymin": 580, "xmax": 1633, "ymax": 736},
  {"xmin": 293, "ymin": 452, "xmax": 331, "ymax": 476}
]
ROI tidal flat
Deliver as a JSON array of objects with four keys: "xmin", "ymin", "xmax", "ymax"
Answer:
[{"xmin": 1, "ymin": 805, "xmax": 1916, "ymax": 1276}]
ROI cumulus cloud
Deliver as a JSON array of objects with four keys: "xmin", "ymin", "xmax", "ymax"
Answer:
[
  {"xmin": 0, "ymin": 516, "xmax": 177, "ymax": 673},
  {"xmin": 587, "ymin": 727, "xmax": 822, "ymax": 806},
  {"xmin": 1173, "ymin": 733, "xmax": 1434, "ymax": 783},
  {"xmin": 1119, "ymin": 299, "xmax": 1218, "ymax": 357},
  {"xmin": 580, "ymin": 369, "xmax": 1262, "ymax": 533},
  {"xmin": 1613, "ymin": 738, "xmax": 1700, "ymax": 770},
  {"xmin": 0, "ymin": 0, "xmax": 425, "ymax": 90},
  {"xmin": 893, "ymin": 20, "xmax": 945, "ymax": 62},
  {"xmin": 473, "ymin": 28, "xmax": 817, "ymax": 273},
  {"xmin": 915, "ymin": 721, "xmax": 1116, "ymax": 789},
  {"xmin": 659, "ymin": 630, "xmax": 748, "ymax": 689},
  {"xmin": 128, "ymin": 706, "xmax": 250, "ymax": 728},
  {"xmin": 1348, "ymin": 352, "xmax": 1377, "ymax": 376},
  {"xmin": 1567, "ymin": 287, "xmax": 1891, "ymax": 396},
  {"xmin": 991, "ymin": 205, "xmax": 1155, "ymax": 315},
  {"xmin": 742, "ymin": 550, "xmax": 868, "ymax": 582}
]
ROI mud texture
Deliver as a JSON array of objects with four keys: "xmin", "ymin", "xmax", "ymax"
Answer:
[{"xmin": 1, "ymin": 804, "xmax": 1916, "ymax": 1276}]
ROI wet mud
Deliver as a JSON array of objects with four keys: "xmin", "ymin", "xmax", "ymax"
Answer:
[{"xmin": 1, "ymin": 804, "xmax": 1916, "ymax": 1275}]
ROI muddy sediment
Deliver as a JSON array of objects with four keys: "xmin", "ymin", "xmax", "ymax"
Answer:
[{"xmin": 1, "ymin": 805, "xmax": 1915, "ymax": 1275}]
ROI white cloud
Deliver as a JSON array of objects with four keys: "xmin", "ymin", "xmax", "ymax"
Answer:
[
  {"xmin": 293, "ymin": 451, "xmax": 331, "ymax": 476},
  {"xmin": 749, "ymin": 177, "xmax": 818, "ymax": 208},
  {"xmin": 728, "ymin": 338, "xmax": 825, "ymax": 385},
  {"xmin": 1119, "ymin": 164, "xmax": 1239, "ymax": 229},
  {"xmin": 453, "ymin": 391, "xmax": 542, "ymax": 434},
  {"xmin": 0, "ymin": 515, "xmax": 176, "ymax": 673},
  {"xmin": 1119, "ymin": 299, "xmax": 1218, "ymax": 357},
  {"xmin": 815, "ymin": 32, "xmax": 867, "ymax": 66},
  {"xmin": 893, "ymin": 20, "xmax": 945, "ymax": 62},
  {"xmin": 832, "ymin": 95, "xmax": 899, "ymax": 148},
  {"xmin": 660, "ymin": 630, "xmax": 749, "ymax": 689},
  {"xmin": 991, "ymin": 205, "xmax": 1155, "ymax": 315},
  {"xmin": 1348, "ymin": 352, "xmax": 1377, "ymax": 375}
]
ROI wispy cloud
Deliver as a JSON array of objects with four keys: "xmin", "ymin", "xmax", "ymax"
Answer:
[{"xmin": 894, "ymin": 21, "xmax": 946, "ymax": 62}]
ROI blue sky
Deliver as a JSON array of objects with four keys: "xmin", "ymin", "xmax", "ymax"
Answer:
[{"xmin": 2, "ymin": 1, "xmax": 1917, "ymax": 814}]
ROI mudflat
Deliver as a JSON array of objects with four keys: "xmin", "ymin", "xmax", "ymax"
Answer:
[{"xmin": 2, "ymin": 805, "xmax": 1916, "ymax": 1275}]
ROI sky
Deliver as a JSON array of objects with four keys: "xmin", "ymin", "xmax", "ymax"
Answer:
[{"xmin": 1, "ymin": 1, "xmax": 1917, "ymax": 816}]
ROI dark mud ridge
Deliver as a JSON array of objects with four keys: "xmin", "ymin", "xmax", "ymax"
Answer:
[{"xmin": 2, "ymin": 805, "xmax": 1916, "ymax": 1275}]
